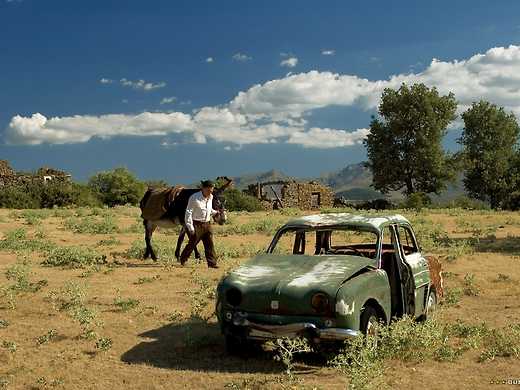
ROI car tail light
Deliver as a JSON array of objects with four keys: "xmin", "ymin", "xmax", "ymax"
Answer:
[{"xmin": 311, "ymin": 292, "xmax": 330, "ymax": 313}]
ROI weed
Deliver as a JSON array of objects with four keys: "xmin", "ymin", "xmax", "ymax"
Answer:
[
  {"xmin": 188, "ymin": 270, "xmax": 215, "ymax": 320},
  {"xmin": 42, "ymin": 246, "xmax": 107, "ymax": 268},
  {"xmin": 495, "ymin": 273, "xmax": 512, "ymax": 282},
  {"xmin": 165, "ymin": 310, "xmax": 185, "ymax": 323},
  {"xmin": 0, "ymin": 319, "xmax": 9, "ymax": 328},
  {"xmin": 48, "ymin": 281, "xmax": 101, "ymax": 338},
  {"xmin": 95, "ymin": 337, "xmax": 113, "ymax": 352},
  {"xmin": 444, "ymin": 287, "xmax": 463, "ymax": 306},
  {"xmin": 479, "ymin": 324, "xmax": 520, "ymax": 362},
  {"xmin": 63, "ymin": 215, "xmax": 118, "ymax": 234},
  {"xmin": 96, "ymin": 236, "xmax": 121, "ymax": 246},
  {"xmin": 1, "ymin": 340, "xmax": 17, "ymax": 353},
  {"xmin": 2, "ymin": 260, "xmax": 47, "ymax": 308},
  {"xmin": 36, "ymin": 329, "xmax": 58, "ymax": 345},
  {"xmin": 113, "ymin": 290, "xmax": 140, "ymax": 312},
  {"xmin": 268, "ymin": 337, "xmax": 312, "ymax": 379},
  {"xmin": 463, "ymin": 273, "xmax": 480, "ymax": 296},
  {"xmin": 135, "ymin": 275, "xmax": 161, "ymax": 285},
  {"xmin": 0, "ymin": 228, "xmax": 55, "ymax": 253}
]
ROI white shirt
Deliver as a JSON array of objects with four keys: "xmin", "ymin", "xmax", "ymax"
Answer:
[{"xmin": 185, "ymin": 191, "xmax": 218, "ymax": 233}]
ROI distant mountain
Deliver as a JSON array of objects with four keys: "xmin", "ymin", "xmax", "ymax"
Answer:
[
  {"xmin": 232, "ymin": 162, "xmax": 466, "ymax": 202},
  {"xmin": 318, "ymin": 162, "xmax": 373, "ymax": 193}
]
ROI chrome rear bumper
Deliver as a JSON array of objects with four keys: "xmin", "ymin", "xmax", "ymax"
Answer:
[{"xmin": 232, "ymin": 316, "xmax": 359, "ymax": 341}]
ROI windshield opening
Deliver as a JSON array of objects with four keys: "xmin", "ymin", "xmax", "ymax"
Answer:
[{"xmin": 268, "ymin": 226, "xmax": 379, "ymax": 259}]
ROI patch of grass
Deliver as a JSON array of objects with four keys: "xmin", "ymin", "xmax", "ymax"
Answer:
[
  {"xmin": 113, "ymin": 290, "xmax": 140, "ymax": 312},
  {"xmin": 494, "ymin": 273, "xmax": 512, "ymax": 283},
  {"xmin": 479, "ymin": 324, "xmax": 520, "ymax": 362},
  {"xmin": 96, "ymin": 236, "xmax": 121, "ymax": 246},
  {"xmin": 189, "ymin": 270, "xmax": 215, "ymax": 320},
  {"xmin": 95, "ymin": 337, "xmax": 113, "ymax": 352},
  {"xmin": 36, "ymin": 329, "xmax": 58, "ymax": 345},
  {"xmin": 0, "ymin": 228, "xmax": 55, "ymax": 253},
  {"xmin": 42, "ymin": 246, "xmax": 107, "ymax": 268},
  {"xmin": 443, "ymin": 287, "xmax": 463, "ymax": 306},
  {"xmin": 1, "ymin": 340, "xmax": 17, "ymax": 353},
  {"xmin": 1, "ymin": 259, "xmax": 48, "ymax": 309},
  {"xmin": 463, "ymin": 273, "xmax": 480, "ymax": 296},
  {"xmin": 330, "ymin": 316, "xmax": 462, "ymax": 389},
  {"xmin": 135, "ymin": 275, "xmax": 161, "ymax": 285},
  {"xmin": 48, "ymin": 281, "xmax": 101, "ymax": 339},
  {"xmin": 63, "ymin": 215, "xmax": 118, "ymax": 234}
]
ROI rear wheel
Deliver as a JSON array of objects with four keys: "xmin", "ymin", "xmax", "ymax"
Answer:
[
  {"xmin": 418, "ymin": 288, "xmax": 437, "ymax": 322},
  {"xmin": 425, "ymin": 288, "xmax": 437, "ymax": 318}
]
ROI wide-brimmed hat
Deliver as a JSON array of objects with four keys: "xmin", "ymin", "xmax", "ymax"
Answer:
[{"xmin": 200, "ymin": 179, "xmax": 215, "ymax": 188}]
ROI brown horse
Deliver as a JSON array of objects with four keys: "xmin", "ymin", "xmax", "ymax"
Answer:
[{"xmin": 139, "ymin": 178, "xmax": 232, "ymax": 261}]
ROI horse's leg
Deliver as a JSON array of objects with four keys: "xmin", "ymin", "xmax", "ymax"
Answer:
[
  {"xmin": 175, "ymin": 227, "xmax": 186, "ymax": 261},
  {"xmin": 143, "ymin": 219, "xmax": 151, "ymax": 259},
  {"xmin": 144, "ymin": 220, "xmax": 158, "ymax": 261}
]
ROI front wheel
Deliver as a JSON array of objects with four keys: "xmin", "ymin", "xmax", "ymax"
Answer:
[{"xmin": 360, "ymin": 306, "xmax": 382, "ymax": 337}]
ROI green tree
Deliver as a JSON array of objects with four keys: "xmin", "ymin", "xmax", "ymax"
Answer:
[
  {"xmin": 459, "ymin": 101, "xmax": 520, "ymax": 208},
  {"xmin": 364, "ymin": 83, "xmax": 458, "ymax": 195},
  {"xmin": 88, "ymin": 167, "xmax": 146, "ymax": 207}
]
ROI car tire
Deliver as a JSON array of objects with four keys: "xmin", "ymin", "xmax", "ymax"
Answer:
[
  {"xmin": 424, "ymin": 288, "xmax": 437, "ymax": 319},
  {"xmin": 417, "ymin": 288, "xmax": 437, "ymax": 322},
  {"xmin": 360, "ymin": 305, "xmax": 381, "ymax": 337},
  {"xmin": 225, "ymin": 334, "xmax": 244, "ymax": 355}
]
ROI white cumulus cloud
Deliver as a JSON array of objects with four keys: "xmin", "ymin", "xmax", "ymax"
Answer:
[
  {"xmin": 280, "ymin": 57, "xmax": 298, "ymax": 68},
  {"xmin": 321, "ymin": 50, "xmax": 335, "ymax": 56},
  {"xmin": 232, "ymin": 53, "xmax": 252, "ymax": 62},
  {"xmin": 119, "ymin": 78, "xmax": 166, "ymax": 91},
  {"xmin": 160, "ymin": 96, "xmax": 177, "ymax": 105},
  {"xmin": 7, "ymin": 45, "xmax": 520, "ymax": 149}
]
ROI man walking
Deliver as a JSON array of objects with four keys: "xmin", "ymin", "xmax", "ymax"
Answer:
[{"xmin": 179, "ymin": 180, "xmax": 219, "ymax": 268}]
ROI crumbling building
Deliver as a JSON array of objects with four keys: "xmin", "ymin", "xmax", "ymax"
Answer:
[{"xmin": 245, "ymin": 180, "xmax": 334, "ymax": 210}]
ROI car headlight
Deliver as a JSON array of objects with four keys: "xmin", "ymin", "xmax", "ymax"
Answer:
[
  {"xmin": 311, "ymin": 292, "xmax": 330, "ymax": 313},
  {"xmin": 226, "ymin": 288, "xmax": 242, "ymax": 306}
]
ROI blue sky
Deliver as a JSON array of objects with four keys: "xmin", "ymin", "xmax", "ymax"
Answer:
[{"xmin": 1, "ymin": 0, "xmax": 520, "ymax": 183}]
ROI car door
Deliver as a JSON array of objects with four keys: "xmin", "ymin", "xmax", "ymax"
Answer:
[{"xmin": 395, "ymin": 224, "xmax": 430, "ymax": 317}]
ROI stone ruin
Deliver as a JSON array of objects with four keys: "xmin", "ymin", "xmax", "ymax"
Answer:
[
  {"xmin": 245, "ymin": 180, "xmax": 334, "ymax": 210},
  {"xmin": 0, "ymin": 160, "xmax": 71, "ymax": 187}
]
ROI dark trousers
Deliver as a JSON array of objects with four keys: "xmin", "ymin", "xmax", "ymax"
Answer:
[{"xmin": 179, "ymin": 221, "xmax": 216, "ymax": 266}]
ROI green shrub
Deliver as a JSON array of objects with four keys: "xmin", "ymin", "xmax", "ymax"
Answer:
[
  {"xmin": 0, "ymin": 228, "xmax": 55, "ymax": 253},
  {"xmin": 0, "ymin": 182, "xmax": 100, "ymax": 209},
  {"xmin": 63, "ymin": 215, "xmax": 118, "ymax": 234},
  {"xmin": 42, "ymin": 246, "xmax": 107, "ymax": 268},
  {"xmin": 222, "ymin": 188, "xmax": 265, "ymax": 212},
  {"xmin": 401, "ymin": 192, "xmax": 432, "ymax": 210},
  {"xmin": 88, "ymin": 167, "xmax": 146, "ymax": 207}
]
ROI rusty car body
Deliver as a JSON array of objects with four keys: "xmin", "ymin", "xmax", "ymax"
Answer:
[{"xmin": 216, "ymin": 213, "xmax": 442, "ymax": 352}]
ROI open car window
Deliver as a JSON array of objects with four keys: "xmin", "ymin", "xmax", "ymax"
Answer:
[{"xmin": 270, "ymin": 227, "xmax": 378, "ymax": 259}]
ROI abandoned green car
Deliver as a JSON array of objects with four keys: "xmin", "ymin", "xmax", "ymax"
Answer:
[{"xmin": 216, "ymin": 213, "xmax": 443, "ymax": 351}]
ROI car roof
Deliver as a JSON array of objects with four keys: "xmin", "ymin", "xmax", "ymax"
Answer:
[{"xmin": 281, "ymin": 213, "xmax": 410, "ymax": 231}]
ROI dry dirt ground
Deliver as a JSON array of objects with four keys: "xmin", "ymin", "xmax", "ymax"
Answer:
[{"xmin": 0, "ymin": 207, "xmax": 519, "ymax": 389}]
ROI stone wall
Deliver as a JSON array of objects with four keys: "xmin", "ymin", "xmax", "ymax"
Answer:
[
  {"xmin": 246, "ymin": 180, "xmax": 334, "ymax": 210},
  {"xmin": 0, "ymin": 160, "xmax": 71, "ymax": 187}
]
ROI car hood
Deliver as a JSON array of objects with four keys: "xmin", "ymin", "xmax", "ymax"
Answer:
[{"xmin": 221, "ymin": 253, "xmax": 375, "ymax": 315}]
